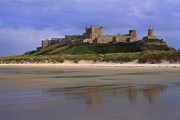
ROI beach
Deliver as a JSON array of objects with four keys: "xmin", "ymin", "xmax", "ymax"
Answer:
[
  {"xmin": 0, "ymin": 64, "xmax": 180, "ymax": 120},
  {"xmin": 0, "ymin": 60, "xmax": 180, "ymax": 68}
]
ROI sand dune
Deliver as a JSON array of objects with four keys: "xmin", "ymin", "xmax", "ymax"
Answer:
[{"xmin": 0, "ymin": 60, "xmax": 179, "ymax": 68}]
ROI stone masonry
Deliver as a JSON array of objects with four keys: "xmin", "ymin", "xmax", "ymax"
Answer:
[
  {"xmin": 39, "ymin": 25, "xmax": 137, "ymax": 49},
  {"xmin": 142, "ymin": 28, "xmax": 166, "ymax": 45},
  {"xmin": 143, "ymin": 28, "xmax": 159, "ymax": 40}
]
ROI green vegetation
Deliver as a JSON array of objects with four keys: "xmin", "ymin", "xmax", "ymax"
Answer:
[
  {"xmin": 1, "ymin": 50, "xmax": 180, "ymax": 64},
  {"xmin": 139, "ymin": 39, "xmax": 161, "ymax": 43},
  {"xmin": 103, "ymin": 52, "xmax": 141, "ymax": 62},
  {"xmin": 1, "ymin": 43, "xmax": 179, "ymax": 64},
  {"xmin": 138, "ymin": 50, "xmax": 180, "ymax": 63},
  {"xmin": 25, "ymin": 43, "xmax": 174, "ymax": 56},
  {"xmin": 25, "ymin": 43, "xmax": 142, "ymax": 56}
]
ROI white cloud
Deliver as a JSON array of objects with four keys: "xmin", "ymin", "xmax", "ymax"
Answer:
[
  {"xmin": 0, "ymin": 27, "xmax": 60, "ymax": 44},
  {"xmin": 0, "ymin": 27, "xmax": 62, "ymax": 56},
  {"xmin": 0, "ymin": 26, "xmax": 85, "ymax": 56}
]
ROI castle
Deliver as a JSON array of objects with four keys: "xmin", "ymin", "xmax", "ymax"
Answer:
[{"xmin": 38, "ymin": 26, "xmax": 165, "ymax": 50}]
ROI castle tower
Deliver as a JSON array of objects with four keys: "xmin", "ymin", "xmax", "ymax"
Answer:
[
  {"xmin": 129, "ymin": 30, "xmax": 137, "ymax": 42},
  {"xmin": 85, "ymin": 26, "xmax": 104, "ymax": 39},
  {"xmin": 42, "ymin": 39, "xmax": 49, "ymax": 49},
  {"xmin": 143, "ymin": 28, "xmax": 160, "ymax": 41},
  {"xmin": 91, "ymin": 25, "xmax": 94, "ymax": 30},
  {"xmin": 148, "ymin": 28, "xmax": 154, "ymax": 36},
  {"xmin": 100, "ymin": 27, "xmax": 104, "ymax": 36}
]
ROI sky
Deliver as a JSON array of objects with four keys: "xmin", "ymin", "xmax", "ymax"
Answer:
[{"xmin": 0, "ymin": 0, "xmax": 180, "ymax": 56}]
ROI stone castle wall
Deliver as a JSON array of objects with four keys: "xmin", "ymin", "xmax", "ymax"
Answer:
[{"xmin": 40, "ymin": 26, "xmax": 138, "ymax": 49}]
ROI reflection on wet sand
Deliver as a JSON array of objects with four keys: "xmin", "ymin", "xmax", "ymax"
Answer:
[
  {"xmin": 1, "ymin": 67, "xmax": 180, "ymax": 120},
  {"xmin": 0, "ymin": 68, "xmax": 79, "ymax": 75},
  {"xmin": 43, "ymin": 84, "xmax": 167, "ymax": 108},
  {"xmin": 143, "ymin": 85, "xmax": 166, "ymax": 104},
  {"xmin": 128, "ymin": 88, "xmax": 137, "ymax": 103},
  {"xmin": 86, "ymin": 87, "xmax": 104, "ymax": 108}
]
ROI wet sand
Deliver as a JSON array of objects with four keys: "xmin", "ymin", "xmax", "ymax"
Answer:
[
  {"xmin": 0, "ymin": 65, "xmax": 180, "ymax": 120},
  {"xmin": 0, "ymin": 65, "xmax": 180, "ymax": 89},
  {"xmin": 0, "ymin": 62, "xmax": 180, "ymax": 68}
]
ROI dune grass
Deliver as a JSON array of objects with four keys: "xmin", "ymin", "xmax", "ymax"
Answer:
[{"xmin": 1, "ymin": 50, "xmax": 180, "ymax": 64}]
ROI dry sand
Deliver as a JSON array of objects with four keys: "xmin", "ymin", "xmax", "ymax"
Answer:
[{"xmin": 0, "ymin": 61, "xmax": 179, "ymax": 68}]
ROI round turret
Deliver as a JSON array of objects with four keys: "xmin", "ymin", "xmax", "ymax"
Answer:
[{"xmin": 148, "ymin": 28, "xmax": 154, "ymax": 36}]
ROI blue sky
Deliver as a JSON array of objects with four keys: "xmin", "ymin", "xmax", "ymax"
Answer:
[{"xmin": 0, "ymin": 0, "xmax": 180, "ymax": 56}]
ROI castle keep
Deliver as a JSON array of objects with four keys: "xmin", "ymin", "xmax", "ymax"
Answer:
[{"xmin": 40, "ymin": 26, "xmax": 137, "ymax": 49}]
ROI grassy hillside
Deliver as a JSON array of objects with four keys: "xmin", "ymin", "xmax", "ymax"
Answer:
[
  {"xmin": 1, "ymin": 43, "xmax": 179, "ymax": 64},
  {"xmin": 1, "ymin": 50, "xmax": 180, "ymax": 64},
  {"xmin": 25, "ymin": 42, "xmax": 174, "ymax": 56},
  {"xmin": 25, "ymin": 43, "xmax": 143, "ymax": 55}
]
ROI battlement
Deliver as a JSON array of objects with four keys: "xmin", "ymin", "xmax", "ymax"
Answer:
[{"xmin": 85, "ymin": 26, "xmax": 104, "ymax": 38}]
